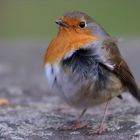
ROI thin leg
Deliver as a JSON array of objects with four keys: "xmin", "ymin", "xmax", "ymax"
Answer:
[
  {"xmin": 78, "ymin": 108, "xmax": 87, "ymax": 120},
  {"xmin": 89, "ymin": 101, "xmax": 110, "ymax": 134},
  {"xmin": 60, "ymin": 108, "xmax": 87, "ymax": 130},
  {"xmin": 0, "ymin": 99, "xmax": 9, "ymax": 106}
]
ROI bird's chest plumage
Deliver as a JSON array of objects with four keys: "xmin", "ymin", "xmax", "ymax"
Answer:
[{"xmin": 45, "ymin": 46, "xmax": 124, "ymax": 109}]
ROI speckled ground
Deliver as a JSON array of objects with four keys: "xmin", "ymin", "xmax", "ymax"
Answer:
[{"xmin": 0, "ymin": 38, "xmax": 140, "ymax": 140}]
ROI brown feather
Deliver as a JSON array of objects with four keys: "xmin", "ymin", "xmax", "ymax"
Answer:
[{"xmin": 103, "ymin": 39, "xmax": 140, "ymax": 102}]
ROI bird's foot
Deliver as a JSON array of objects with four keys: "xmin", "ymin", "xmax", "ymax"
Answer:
[
  {"xmin": 60, "ymin": 120, "xmax": 88, "ymax": 131},
  {"xmin": 88, "ymin": 125, "xmax": 106, "ymax": 135},
  {"xmin": 0, "ymin": 99, "xmax": 9, "ymax": 106}
]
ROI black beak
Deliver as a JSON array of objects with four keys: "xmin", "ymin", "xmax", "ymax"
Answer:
[{"xmin": 55, "ymin": 19, "xmax": 69, "ymax": 27}]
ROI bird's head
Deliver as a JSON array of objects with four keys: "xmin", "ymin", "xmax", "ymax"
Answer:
[
  {"xmin": 44, "ymin": 11, "xmax": 109, "ymax": 64},
  {"xmin": 56, "ymin": 11, "xmax": 108, "ymax": 38}
]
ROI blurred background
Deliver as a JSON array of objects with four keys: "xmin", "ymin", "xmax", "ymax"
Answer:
[
  {"xmin": 0, "ymin": 0, "xmax": 140, "ymax": 105},
  {"xmin": 0, "ymin": 0, "xmax": 140, "ymax": 38}
]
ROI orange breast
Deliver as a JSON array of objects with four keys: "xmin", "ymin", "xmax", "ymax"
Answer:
[{"xmin": 44, "ymin": 28, "xmax": 100, "ymax": 64}]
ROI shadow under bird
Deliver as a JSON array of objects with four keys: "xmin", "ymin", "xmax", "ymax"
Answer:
[{"xmin": 44, "ymin": 11, "xmax": 140, "ymax": 134}]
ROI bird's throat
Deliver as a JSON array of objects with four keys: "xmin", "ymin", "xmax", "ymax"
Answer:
[{"xmin": 44, "ymin": 29, "xmax": 100, "ymax": 64}]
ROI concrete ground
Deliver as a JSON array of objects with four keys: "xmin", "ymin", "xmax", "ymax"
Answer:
[{"xmin": 0, "ymin": 38, "xmax": 140, "ymax": 140}]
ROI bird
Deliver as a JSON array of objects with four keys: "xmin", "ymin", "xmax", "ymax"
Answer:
[{"xmin": 44, "ymin": 11, "xmax": 140, "ymax": 134}]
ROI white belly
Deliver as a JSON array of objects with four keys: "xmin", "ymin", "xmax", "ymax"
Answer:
[{"xmin": 45, "ymin": 64, "xmax": 124, "ymax": 109}]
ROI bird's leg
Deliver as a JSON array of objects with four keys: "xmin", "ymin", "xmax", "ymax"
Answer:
[
  {"xmin": 71, "ymin": 108, "xmax": 87, "ymax": 129},
  {"xmin": 89, "ymin": 101, "xmax": 110, "ymax": 134},
  {"xmin": 61, "ymin": 108, "xmax": 87, "ymax": 130},
  {"xmin": 0, "ymin": 99, "xmax": 9, "ymax": 106},
  {"xmin": 78, "ymin": 108, "xmax": 87, "ymax": 120}
]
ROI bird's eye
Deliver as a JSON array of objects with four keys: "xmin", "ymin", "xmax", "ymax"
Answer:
[{"xmin": 79, "ymin": 22, "xmax": 86, "ymax": 28}]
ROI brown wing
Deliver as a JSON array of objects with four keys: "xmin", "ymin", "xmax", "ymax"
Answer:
[{"xmin": 102, "ymin": 39, "xmax": 140, "ymax": 102}]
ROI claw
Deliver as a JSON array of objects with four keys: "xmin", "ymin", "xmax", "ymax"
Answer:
[
  {"xmin": 88, "ymin": 125, "xmax": 106, "ymax": 135},
  {"xmin": 60, "ymin": 108, "xmax": 88, "ymax": 131},
  {"xmin": 60, "ymin": 120, "xmax": 88, "ymax": 131}
]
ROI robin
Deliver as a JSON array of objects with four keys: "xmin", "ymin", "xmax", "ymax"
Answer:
[{"xmin": 44, "ymin": 11, "xmax": 140, "ymax": 134}]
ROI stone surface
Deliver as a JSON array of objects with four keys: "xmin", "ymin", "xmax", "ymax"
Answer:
[{"xmin": 0, "ymin": 38, "xmax": 140, "ymax": 140}]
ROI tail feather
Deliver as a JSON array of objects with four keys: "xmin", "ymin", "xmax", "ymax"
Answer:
[{"xmin": 130, "ymin": 87, "xmax": 140, "ymax": 102}]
